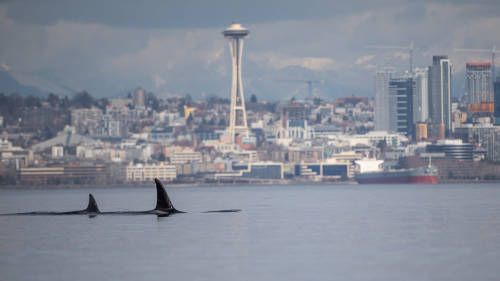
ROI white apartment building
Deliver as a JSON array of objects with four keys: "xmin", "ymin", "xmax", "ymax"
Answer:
[
  {"xmin": 126, "ymin": 162, "xmax": 177, "ymax": 182},
  {"xmin": 170, "ymin": 150, "xmax": 202, "ymax": 164}
]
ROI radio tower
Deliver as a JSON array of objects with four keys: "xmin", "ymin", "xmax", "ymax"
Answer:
[{"xmin": 223, "ymin": 22, "xmax": 249, "ymax": 143}]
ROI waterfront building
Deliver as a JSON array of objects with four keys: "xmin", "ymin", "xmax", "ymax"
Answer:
[
  {"xmin": 19, "ymin": 165, "xmax": 109, "ymax": 184},
  {"xmin": 428, "ymin": 56, "xmax": 452, "ymax": 137},
  {"xmin": 294, "ymin": 161, "xmax": 351, "ymax": 180},
  {"xmin": 214, "ymin": 162, "xmax": 284, "ymax": 180},
  {"xmin": 242, "ymin": 162, "xmax": 284, "ymax": 179},
  {"xmin": 426, "ymin": 139, "xmax": 473, "ymax": 160},
  {"xmin": 126, "ymin": 162, "xmax": 176, "ymax": 182}
]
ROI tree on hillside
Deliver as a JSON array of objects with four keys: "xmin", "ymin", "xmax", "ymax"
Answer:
[
  {"xmin": 250, "ymin": 94, "xmax": 258, "ymax": 103},
  {"xmin": 24, "ymin": 96, "xmax": 41, "ymax": 108},
  {"xmin": 95, "ymin": 98, "xmax": 110, "ymax": 111},
  {"xmin": 72, "ymin": 91, "xmax": 94, "ymax": 108},
  {"xmin": 146, "ymin": 92, "xmax": 159, "ymax": 111},
  {"xmin": 47, "ymin": 93, "xmax": 60, "ymax": 107}
]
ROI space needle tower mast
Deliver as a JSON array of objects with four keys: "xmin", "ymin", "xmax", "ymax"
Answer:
[{"xmin": 223, "ymin": 22, "xmax": 250, "ymax": 143}]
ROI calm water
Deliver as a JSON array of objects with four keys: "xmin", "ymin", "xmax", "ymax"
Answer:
[{"xmin": 1, "ymin": 183, "xmax": 500, "ymax": 281}]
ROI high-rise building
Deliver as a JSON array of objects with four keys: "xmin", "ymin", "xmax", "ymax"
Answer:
[
  {"xmin": 223, "ymin": 23, "xmax": 250, "ymax": 143},
  {"xmin": 374, "ymin": 69, "xmax": 395, "ymax": 131},
  {"xmin": 388, "ymin": 74, "xmax": 415, "ymax": 139},
  {"xmin": 413, "ymin": 68, "xmax": 429, "ymax": 123},
  {"xmin": 466, "ymin": 62, "xmax": 492, "ymax": 104},
  {"xmin": 132, "ymin": 88, "xmax": 145, "ymax": 108},
  {"xmin": 374, "ymin": 69, "xmax": 426, "ymax": 140},
  {"xmin": 495, "ymin": 78, "xmax": 500, "ymax": 125},
  {"xmin": 428, "ymin": 55, "xmax": 452, "ymax": 137}
]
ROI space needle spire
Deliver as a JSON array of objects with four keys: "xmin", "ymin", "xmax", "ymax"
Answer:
[{"xmin": 223, "ymin": 22, "xmax": 250, "ymax": 143}]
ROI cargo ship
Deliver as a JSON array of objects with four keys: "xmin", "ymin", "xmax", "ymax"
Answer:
[{"xmin": 354, "ymin": 159, "xmax": 438, "ymax": 184}]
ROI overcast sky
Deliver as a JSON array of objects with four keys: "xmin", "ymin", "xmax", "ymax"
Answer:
[{"xmin": 1, "ymin": 0, "xmax": 500, "ymax": 99}]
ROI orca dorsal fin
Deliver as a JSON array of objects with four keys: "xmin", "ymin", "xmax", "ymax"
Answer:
[
  {"xmin": 86, "ymin": 194, "xmax": 100, "ymax": 213},
  {"xmin": 154, "ymin": 178, "xmax": 175, "ymax": 211}
]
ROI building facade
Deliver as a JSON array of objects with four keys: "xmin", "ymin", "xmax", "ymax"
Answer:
[
  {"xmin": 132, "ymin": 88, "xmax": 145, "ymax": 108},
  {"xmin": 413, "ymin": 68, "xmax": 429, "ymax": 123},
  {"xmin": 170, "ymin": 151, "xmax": 202, "ymax": 164},
  {"xmin": 495, "ymin": 79, "xmax": 500, "ymax": 125},
  {"xmin": 374, "ymin": 69, "xmax": 395, "ymax": 131},
  {"xmin": 429, "ymin": 56, "xmax": 452, "ymax": 137},
  {"xmin": 126, "ymin": 162, "xmax": 177, "ymax": 182},
  {"xmin": 466, "ymin": 62, "xmax": 492, "ymax": 105},
  {"xmin": 388, "ymin": 75, "xmax": 415, "ymax": 139},
  {"xmin": 70, "ymin": 107, "xmax": 103, "ymax": 136},
  {"xmin": 415, "ymin": 122, "xmax": 428, "ymax": 141},
  {"xmin": 426, "ymin": 139, "xmax": 473, "ymax": 160}
]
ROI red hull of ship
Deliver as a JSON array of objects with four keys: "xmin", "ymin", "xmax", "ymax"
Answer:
[{"xmin": 356, "ymin": 175, "xmax": 438, "ymax": 184}]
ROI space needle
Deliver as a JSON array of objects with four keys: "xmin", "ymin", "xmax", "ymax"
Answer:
[{"xmin": 223, "ymin": 22, "xmax": 250, "ymax": 143}]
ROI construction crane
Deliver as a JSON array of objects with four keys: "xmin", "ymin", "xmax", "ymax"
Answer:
[
  {"xmin": 365, "ymin": 41, "xmax": 415, "ymax": 73},
  {"xmin": 276, "ymin": 79, "xmax": 321, "ymax": 99},
  {"xmin": 455, "ymin": 45, "xmax": 499, "ymax": 81}
]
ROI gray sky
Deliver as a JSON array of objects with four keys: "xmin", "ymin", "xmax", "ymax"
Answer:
[{"xmin": 1, "ymin": 0, "xmax": 500, "ymax": 99}]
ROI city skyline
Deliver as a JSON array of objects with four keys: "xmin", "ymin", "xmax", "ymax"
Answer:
[{"xmin": 1, "ymin": 1, "xmax": 500, "ymax": 100}]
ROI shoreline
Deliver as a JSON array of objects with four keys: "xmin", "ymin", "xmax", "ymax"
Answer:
[
  {"xmin": 1, "ymin": 179, "xmax": 499, "ymax": 189},
  {"xmin": 0, "ymin": 180, "xmax": 356, "ymax": 190}
]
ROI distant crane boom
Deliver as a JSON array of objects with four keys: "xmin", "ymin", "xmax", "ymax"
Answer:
[
  {"xmin": 455, "ymin": 48, "xmax": 494, "ymax": 53},
  {"xmin": 365, "ymin": 41, "xmax": 415, "ymax": 72}
]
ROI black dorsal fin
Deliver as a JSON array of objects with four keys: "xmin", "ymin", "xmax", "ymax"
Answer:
[
  {"xmin": 86, "ymin": 194, "xmax": 100, "ymax": 213},
  {"xmin": 154, "ymin": 178, "xmax": 175, "ymax": 211}
]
